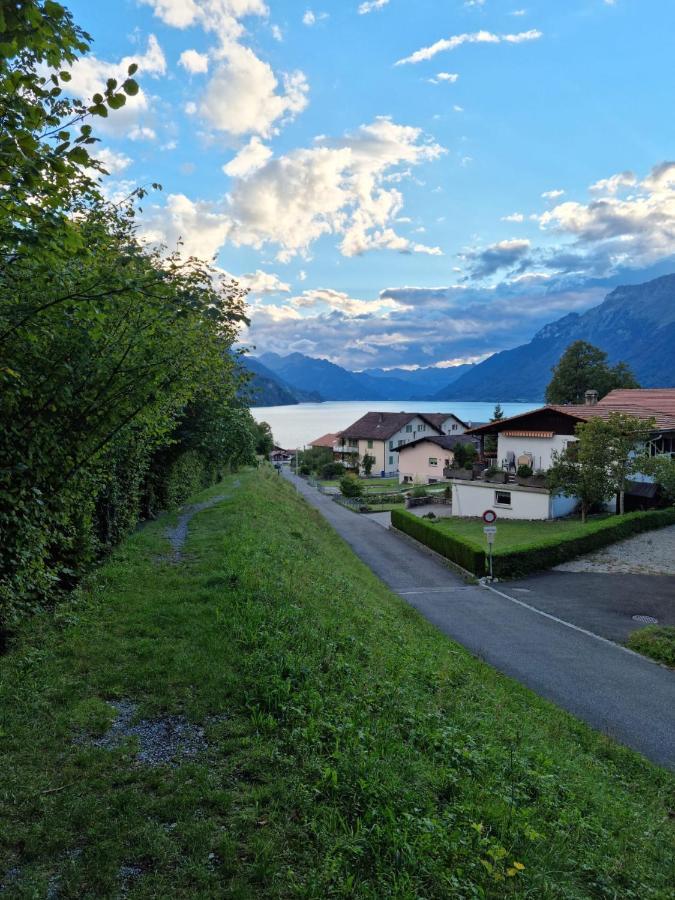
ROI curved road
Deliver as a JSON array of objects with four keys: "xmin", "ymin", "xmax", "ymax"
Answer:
[{"xmin": 284, "ymin": 470, "xmax": 675, "ymax": 770}]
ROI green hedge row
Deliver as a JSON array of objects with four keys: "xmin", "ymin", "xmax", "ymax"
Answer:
[
  {"xmin": 392, "ymin": 506, "xmax": 675, "ymax": 579},
  {"xmin": 491, "ymin": 507, "xmax": 675, "ymax": 578},
  {"xmin": 391, "ymin": 509, "xmax": 486, "ymax": 575}
]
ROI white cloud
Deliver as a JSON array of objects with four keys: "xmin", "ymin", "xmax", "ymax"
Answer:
[
  {"xmin": 293, "ymin": 287, "xmax": 400, "ymax": 316},
  {"xmin": 240, "ymin": 270, "xmax": 291, "ymax": 294},
  {"xmin": 222, "ymin": 136, "xmax": 273, "ymax": 177},
  {"xmin": 179, "ymin": 49, "xmax": 209, "ymax": 73},
  {"xmin": 128, "ymin": 125, "xmax": 157, "ymax": 141},
  {"xmin": 511, "ymin": 8, "xmax": 526, "ymax": 14},
  {"xmin": 453, "ymin": 104, "xmax": 464, "ymax": 112},
  {"xmin": 94, "ymin": 147, "xmax": 132, "ymax": 174},
  {"xmin": 358, "ymin": 0, "xmax": 390, "ymax": 13},
  {"xmin": 198, "ymin": 43, "xmax": 308, "ymax": 137},
  {"xmin": 271, "ymin": 24, "xmax": 283, "ymax": 41},
  {"xmin": 542, "ymin": 188, "xmax": 564, "ymax": 199},
  {"xmin": 501, "ymin": 212, "xmax": 524, "ymax": 222},
  {"xmin": 65, "ymin": 35, "xmax": 166, "ymax": 138},
  {"xmin": 589, "ymin": 171, "xmax": 636, "ymax": 194},
  {"xmin": 303, "ymin": 10, "xmax": 328, "ymax": 26},
  {"xmin": 145, "ymin": 117, "xmax": 445, "ymax": 263},
  {"xmin": 396, "ymin": 29, "xmax": 542, "ymax": 65},
  {"xmin": 139, "ymin": 0, "xmax": 269, "ymax": 42},
  {"xmin": 428, "ymin": 71, "xmax": 459, "ymax": 84}
]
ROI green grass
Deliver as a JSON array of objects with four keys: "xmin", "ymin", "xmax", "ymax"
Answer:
[
  {"xmin": 0, "ymin": 469, "xmax": 673, "ymax": 897},
  {"xmin": 627, "ymin": 625, "xmax": 675, "ymax": 667},
  {"xmin": 434, "ymin": 515, "xmax": 612, "ymax": 552},
  {"xmin": 319, "ymin": 476, "xmax": 401, "ymax": 490}
]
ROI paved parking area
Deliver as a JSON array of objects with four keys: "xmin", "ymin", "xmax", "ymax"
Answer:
[
  {"xmin": 501, "ymin": 571, "xmax": 675, "ymax": 643},
  {"xmin": 555, "ymin": 524, "xmax": 675, "ymax": 576}
]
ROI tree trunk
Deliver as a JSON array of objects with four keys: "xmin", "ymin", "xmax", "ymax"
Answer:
[{"xmin": 581, "ymin": 501, "xmax": 587, "ymax": 524}]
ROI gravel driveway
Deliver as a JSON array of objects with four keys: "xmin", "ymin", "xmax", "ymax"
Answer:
[{"xmin": 555, "ymin": 524, "xmax": 675, "ymax": 575}]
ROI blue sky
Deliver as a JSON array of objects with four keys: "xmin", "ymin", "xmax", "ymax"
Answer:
[{"xmin": 66, "ymin": 0, "xmax": 675, "ymax": 369}]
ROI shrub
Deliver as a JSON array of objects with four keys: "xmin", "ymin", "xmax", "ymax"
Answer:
[
  {"xmin": 391, "ymin": 509, "xmax": 486, "ymax": 575},
  {"xmin": 517, "ymin": 464, "xmax": 533, "ymax": 478},
  {"xmin": 299, "ymin": 465, "xmax": 312, "ymax": 476},
  {"xmin": 411, "ymin": 484, "xmax": 428, "ymax": 498},
  {"xmin": 340, "ymin": 475, "xmax": 364, "ymax": 498},
  {"xmin": 485, "ymin": 465, "xmax": 502, "ymax": 477},
  {"xmin": 491, "ymin": 508, "xmax": 675, "ymax": 578},
  {"xmin": 320, "ymin": 462, "xmax": 345, "ymax": 480}
]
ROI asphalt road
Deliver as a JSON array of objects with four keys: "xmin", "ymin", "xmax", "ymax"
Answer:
[{"xmin": 284, "ymin": 470, "xmax": 675, "ymax": 770}]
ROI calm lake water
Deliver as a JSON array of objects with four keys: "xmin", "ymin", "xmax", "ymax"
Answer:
[{"xmin": 251, "ymin": 400, "xmax": 540, "ymax": 449}]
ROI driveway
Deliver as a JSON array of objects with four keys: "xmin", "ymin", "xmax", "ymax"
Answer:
[
  {"xmin": 556, "ymin": 524, "xmax": 675, "ymax": 576},
  {"xmin": 498, "ymin": 571, "xmax": 675, "ymax": 643},
  {"xmin": 283, "ymin": 469, "xmax": 675, "ymax": 769}
]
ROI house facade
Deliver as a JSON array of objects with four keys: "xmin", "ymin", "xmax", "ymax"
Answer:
[
  {"xmin": 453, "ymin": 388, "xmax": 675, "ymax": 520},
  {"xmin": 335, "ymin": 412, "xmax": 445, "ymax": 476},
  {"xmin": 397, "ymin": 434, "xmax": 479, "ymax": 484}
]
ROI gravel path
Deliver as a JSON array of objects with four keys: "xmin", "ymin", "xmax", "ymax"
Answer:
[
  {"xmin": 556, "ymin": 524, "xmax": 675, "ymax": 575},
  {"xmin": 164, "ymin": 480, "xmax": 239, "ymax": 561}
]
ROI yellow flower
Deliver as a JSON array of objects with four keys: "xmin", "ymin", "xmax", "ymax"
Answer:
[{"xmin": 513, "ymin": 861, "xmax": 525, "ymax": 871}]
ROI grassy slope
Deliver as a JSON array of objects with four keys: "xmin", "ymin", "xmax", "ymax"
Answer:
[
  {"xmin": 627, "ymin": 625, "xmax": 675, "ymax": 667},
  {"xmin": 434, "ymin": 516, "xmax": 613, "ymax": 552},
  {"xmin": 0, "ymin": 469, "xmax": 673, "ymax": 898}
]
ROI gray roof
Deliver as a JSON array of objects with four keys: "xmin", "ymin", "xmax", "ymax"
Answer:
[
  {"xmin": 397, "ymin": 434, "xmax": 480, "ymax": 453},
  {"xmin": 339, "ymin": 412, "xmax": 443, "ymax": 441}
]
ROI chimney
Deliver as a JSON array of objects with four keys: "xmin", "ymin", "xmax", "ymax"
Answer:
[{"xmin": 585, "ymin": 389, "xmax": 598, "ymax": 406}]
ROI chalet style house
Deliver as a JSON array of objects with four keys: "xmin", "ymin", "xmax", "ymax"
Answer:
[
  {"xmin": 332, "ymin": 412, "xmax": 445, "ymax": 476},
  {"xmin": 452, "ymin": 388, "xmax": 675, "ymax": 520},
  {"xmin": 397, "ymin": 434, "xmax": 479, "ymax": 485}
]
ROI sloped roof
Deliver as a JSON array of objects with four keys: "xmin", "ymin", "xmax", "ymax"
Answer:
[
  {"xmin": 339, "ymin": 412, "xmax": 444, "ymax": 441},
  {"xmin": 599, "ymin": 389, "xmax": 675, "ymax": 416},
  {"xmin": 309, "ymin": 432, "xmax": 339, "ymax": 448},
  {"xmin": 398, "ymin": 434, "xmax": 480, "ymax": 453},
  {"xmin": 423, "ymin": 412, "xmax": 471, "ymax": 431}
]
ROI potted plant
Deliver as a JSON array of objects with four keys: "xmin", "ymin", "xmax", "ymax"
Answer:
[
  {"xmin": 484, "ymin": 465, "xmax": 507, "ymax": 484},
  {"xmin": 516, "ymin": 463, "xmax": 533, "ymax": 486}
]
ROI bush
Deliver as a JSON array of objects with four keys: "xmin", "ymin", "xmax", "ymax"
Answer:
[
  {"xmin": 299, "ymin": 465, "xmax": 312, "ymax": 476},
  {"xmin": 320, "ymin": 462, "xmax": 345, "ymax": 480},
  {"xmin": 485, "ymin": 465, "xmax": 502, "ymax": 477},
  {"xmin": 411, "ymin": 484, "xmax": 428, "ymax": 498},
  {"xmin": 391, "ymin": 509, "xmax": 486, "ymax": 575},
  {"xmin": 340, "ymin": 475, "xmax": 364, "ymax": 498},
  {"xmin": 517, "ymin": 464, "xmax": 533, "ymax": 478},
  {"xmin": 492, "ymin": 508, "xmax": 675, "ymax": 578}
]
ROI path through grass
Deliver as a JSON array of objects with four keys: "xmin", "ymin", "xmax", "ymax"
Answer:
[{"xmin": 0, "ymin": 469, "xmax": 673, "ymax": 897}]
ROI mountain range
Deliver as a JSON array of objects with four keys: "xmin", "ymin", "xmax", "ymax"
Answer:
[{"xmin": 242, "ymin": 274, "xmax": 675, "ymax": 406}]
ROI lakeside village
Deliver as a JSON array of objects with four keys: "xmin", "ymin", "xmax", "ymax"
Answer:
[{"xmin": 267, "ymin": 388, "xmax": 675, "ymax": 583}]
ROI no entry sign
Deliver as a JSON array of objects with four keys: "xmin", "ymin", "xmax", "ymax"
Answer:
[{"xmin": 482, "ymin": 509, "xmax": 497, "ymax": 524}]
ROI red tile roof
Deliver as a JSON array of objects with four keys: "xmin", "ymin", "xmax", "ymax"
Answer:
[{"xmin": 309, "ymin": 432, "xmax": 339, "ymax": 448}]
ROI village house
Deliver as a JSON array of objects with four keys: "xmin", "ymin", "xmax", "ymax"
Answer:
[
  {"xmin": 452, "ymin": 388, "xmax": 675, "ymax": 520},
  {"xmin": 397, "ymin": 434, "xmax": 480, "ymax": 485},
  {"xmin": 333, "ymin": 412, "xmax": 447, "ymax": 476}
]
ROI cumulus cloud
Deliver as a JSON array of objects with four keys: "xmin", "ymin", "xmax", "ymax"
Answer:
[
  {"xmin": 179, "ymin": 49, "xmax": 209, "ymax": 73},
  {"xmin": 358, "ymin": 0, "xmax": 390, "ymax": 13},
  {"xmin": 501, "ymin": 212, "xmax": 524, "ymax": 222},
  {"xmin": 94, "ymin": 148, "xmax": 132, "ymax": 174},
  {"xmin": 542, "ymin": 188, "xmax": 564, "ymax": 199},
  {"xmin": 396, "ymin": 29, "xmax": 542, "ymax": 65},
  {"xmin": 302, "ymin": 10, "xmax": 328, "ymax": 26},
  {"xmin": 198, "ymin": 43, "xmax": 308, "ymax": 137},
  {"xmin": 139, "ymin": 0, "xmax": 268, "ymax": 42},
  {"xmin": 142, "ymin": 193, "xmax": 232, "ymax": 258},
  {"xmin": 65, "ymin": 35, "xmax": 166, "ymax": 138},
  {"xmin": 240, "ymin": 270, "xmax": 291, "ymax": 294},
  {"xmin": 222, "ymin": 136, "xmax": 273, "ymax": 177},
  {"xmin": 428, "ymin": 72, "xmax": 459, "ymax": 84}
]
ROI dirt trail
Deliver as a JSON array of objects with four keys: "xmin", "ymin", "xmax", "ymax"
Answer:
[{"xmin": 164, "ymin": 479, "xmax": 239, "ymax": 561}]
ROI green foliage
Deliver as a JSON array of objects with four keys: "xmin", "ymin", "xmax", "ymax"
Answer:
[
  {"xmin": 452, "ymin": 442, "xmax": 477, "ymax": 469},
  {"xmin": 392, "ymin": 509, "xmax": 487, "ymax": 574},
  {"xmin": 320, "ymin": 461, "xmax": 345, "ymax": 480},
  {"xmin": 0, "ymin": 2, "xmax": 258, "ymax": 630},
  {"xmin": 491, "ymin": 508, "xmax": 675, "ymax": 578},
  {"xmin": 410, "ymin": 484, "xmax": 428, "ymax": 498},
  {"xmin": 254, "ymin": 420, "xmax": 274, "ymax": 457},
  {"xmin": 361, "ymin": 453, "xmax": 376, "ymax": 476},
  {"xmin": 340, "ymin": 475, "xmax": 364, "ymax": 498},
  {"xmin": 296, "ymin": 445, "xmax": 333, "ymax": 474},
  {"xmin": 545, "ymin": 340, "xmax": 639, "ymax": 404},
  {"xmin": 627, "ymin": 625, "xmax": 675, "ymax": 667},
  {"xmin": 641, "ymin": 453, "xmax": 675, "ymax": 503},
  {"xmin": 491, "ymin": 403, "xmax": 505, "ymax": 421},
  {"xmin": 517, "ymin": 464, "xmax": 534, "ymax": 478}
]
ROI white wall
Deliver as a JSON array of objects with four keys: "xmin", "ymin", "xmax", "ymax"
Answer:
[
  {"xmin": 380, "ymin": 416, "xmax": 441, "ymax": 475},
  {"xmin": 452, "ymin": 481, "xmax": 551, "ymax": 520},
  {"xmin": 497, "ymin": 433, "xmax": 575, "ymax": 472},
  {"xmin": 439, "ymin": 415, "xmax": 466, "ymax": 436}
]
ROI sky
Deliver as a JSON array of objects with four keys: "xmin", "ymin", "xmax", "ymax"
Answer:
[{"xmin": 65, "ymin": 0, "xmax": 675, "ymax": 370}]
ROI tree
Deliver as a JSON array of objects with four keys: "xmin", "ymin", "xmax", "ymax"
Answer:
[
  {"xmin": 642, "ymin": 455, "xmax": 675, "ymax": 505},
  {"xmin": 452, "ymin": 442, "xmax": 477, "ymax": 469},
  {"xmin": 603, "ymin": 413, "xmax": 655, "ymax": 514},
  {"xmin": 340, "ymin": 475, "xmax": 363, "ymax": 498},
  {"xmin": 545, "ymin": 340, "xmax": 639, "ymax": 405},
  {"xmin": 362, "ymin": 453, "xmax": 376, "ymax": 476},
  {"xmin": 254, "ymin": 421, "xmax": 274, "ymax": 457},
  {"xmin": 491, "ymin": 403, "xmax": 505, "ymax": 421}
]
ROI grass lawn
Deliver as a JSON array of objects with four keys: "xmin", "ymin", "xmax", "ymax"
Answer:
[
  {"xmin": 318, "ymin": 476, "xmax": 401, "ymax": 490},
  {"xmin": 627, "ymin": 625, "xmax": 675, "ymax": 667},
  {"xmin": 0, "ymin": 469, "xmax": 673, "ymax": 897},
  {"xmin": 434, "ymin": 514, "xmax": 612, "ymax": 551}
]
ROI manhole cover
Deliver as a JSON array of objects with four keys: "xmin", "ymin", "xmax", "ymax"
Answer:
[{"xmin": 632, "ymin": 614, "xmax": 658, "ymax": 624}]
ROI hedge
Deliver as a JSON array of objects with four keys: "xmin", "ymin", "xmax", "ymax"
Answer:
[
  {"xmin": 391, "ymin": 509, "xmax": 486, "ymax": 575},
  {"xmin": 491, "ymin": 507, "xmax": 675, "ymax": 578},
  {"xmin": 392, "ymin": 506, "xmax": 675, "ymax": 579}
]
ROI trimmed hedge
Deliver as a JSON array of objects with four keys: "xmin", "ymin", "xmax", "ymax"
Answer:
[
  {"xmin": 491, "ymin": 507, "xmax": 675, "ymax": 578},
  {"xmin": 391, "ymin": 509, "xmax": 486, "ymax": 575},
  {"xmin": 392, "ymin": 506, "xmax": 675, "ymax": 579}
]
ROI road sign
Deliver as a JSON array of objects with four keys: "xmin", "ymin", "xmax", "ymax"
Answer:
[
  {"xmin": 483, "ymin": 525, "xmax": 497, "ymax": 545},
  {"xmin": 482, "ymin": 509, "xmax": 497, "ymax": 524}
]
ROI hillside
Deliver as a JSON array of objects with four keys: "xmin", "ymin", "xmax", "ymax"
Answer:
[
  {"xmin": 0, "ymin": 469, "xmax": 672, "ymax": 896},
  {"xmin": 257, "ymin": 352, "xmax": 471, "ymax": 401},
  {"xmin": 238, "ymin": 356, "xmax": 321, "ymax": 406},
  {"xmin": 437, "ymin": 274, "xmax": 675, "ymax": 401}
]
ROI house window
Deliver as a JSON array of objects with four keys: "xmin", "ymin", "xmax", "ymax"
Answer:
[
  {"xmin": 452, "ymin": 424, "xmax": 457, "ymax": 431},
  {"xmin": 429, "ymin": 457, "xmax": 438, "ymax": 466},
  {"xmin": 405, "ymin": 424, "xmax": 413, "ymax": 433},
  {"xmin": 367, "ymin": 440, "xmax": 373, "ymax": 449},
  {"xmin": 349, "ymin": 439, "xmax": 358, "ymax": 448},
  {"xmin": 495, "ymin": 490, "xmax": 511, "ymax": 507},
  {"xmin": 389, "ymin": 440, "xmax": 394, "ymax": 450},
  {"xmin": 419, "ymin": 423, "xmax": 426, "ymax": 432},
  {"xmin": 429, "ymin": 478, "xmax": 438, "ymax": 484},
  {"xmin": 389, "ymin": 455, "xmax": 394, "ymax": 465},
  {"xmin": 398, "ymin": 439, "xmax": 404, "ymax": 447}
]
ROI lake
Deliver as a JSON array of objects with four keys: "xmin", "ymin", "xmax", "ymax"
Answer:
[{"xmin": 251, "ymin": 400, "xmax": 540, "ymax": 449}]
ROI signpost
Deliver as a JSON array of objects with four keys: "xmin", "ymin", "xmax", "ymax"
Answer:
[{"xmin": 482, "ymin": 510, "xmax": 498, "ymax": 579}]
